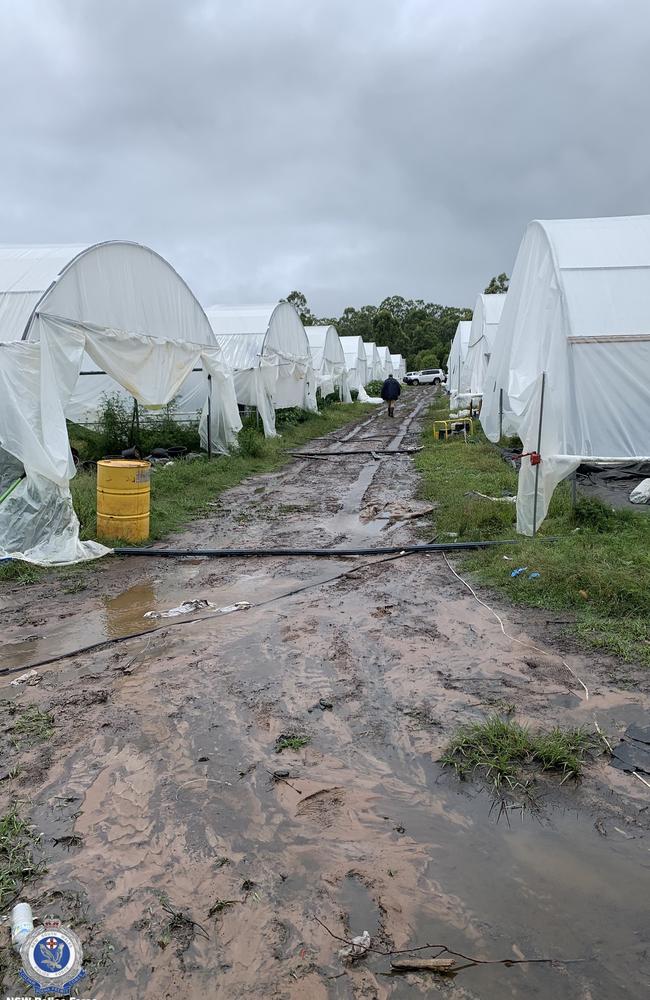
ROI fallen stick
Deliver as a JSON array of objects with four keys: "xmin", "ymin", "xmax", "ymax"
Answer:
[
  {"xmin": 390, "ymin": 958, "xmax": 456, "ymax": 973},
  {"xmin": 312, "ymin": 915, "xmax": 583, "ymax": 968}
]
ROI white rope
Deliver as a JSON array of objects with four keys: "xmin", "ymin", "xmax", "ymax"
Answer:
[{"xmin": 442, "ymin": 553, "xmax": 589, "ymax": 700}]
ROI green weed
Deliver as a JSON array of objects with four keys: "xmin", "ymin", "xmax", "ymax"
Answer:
[
  {"xmin": 275, "ymin": 734, "xmax": 311, "ymax": 753},
  {"xmin": 207, "ymin": 898, "xmax": 239, "ymax": 917},
  {"xmin": 0, "ymin": 561, "xmax": 42, "ymax": 585},
  {"xmin": 237, "ymin": 427, "xmax": 268, "ymax": 459},
  {"xmin": 0, "ymin": 807, "xmax": 44, "ymax": 907},
  {"xmin": 12, "ymin": 707, "xmax": 54, "ymax": 747}
]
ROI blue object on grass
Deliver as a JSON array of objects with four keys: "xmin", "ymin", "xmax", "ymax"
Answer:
[
  {"xmin": 511, "ymin": 566, "xmax": 527, "ymax": 577},
  {"xmin": 528, "ymin": 571, "xmax": 540, "ymax": 580}
]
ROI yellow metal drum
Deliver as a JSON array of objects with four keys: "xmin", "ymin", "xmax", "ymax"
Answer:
[{"xmin": 96, "ymin": 459, "xmax": 151, "ymax": 542}]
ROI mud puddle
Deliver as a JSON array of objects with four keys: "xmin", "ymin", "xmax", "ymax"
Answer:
[{"xmin": 1, "ymin": 388, "xmax": 649, "ymax": 999}]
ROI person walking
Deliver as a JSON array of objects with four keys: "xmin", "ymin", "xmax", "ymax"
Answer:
[{"xmin": 380, "ymin": 372, "xmax": 401, "ymax": 417}]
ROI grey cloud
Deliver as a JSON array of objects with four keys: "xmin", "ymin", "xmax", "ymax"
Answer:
[{"xmin": 1, "ymin": 0, "xmax": 649, "ymax": 315}]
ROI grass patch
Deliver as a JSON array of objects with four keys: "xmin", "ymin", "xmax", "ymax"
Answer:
[
  {"xmin": 12, "ymin": 707, "xmax": 54, "ymax": 747},
  {"xmin": 416, "ymin": 397, "xmax": 650, "ymax": 664},
  {"xmin": 441, "ymin": 715, "xmax": 598, "ymax": 792},
  {"xmin": 0, "ymin": 807, "xmax": 44, "ymax": 907},
  {"xmin": 275, "ymin": 733, "xmax": 311, "ymax": 753}
]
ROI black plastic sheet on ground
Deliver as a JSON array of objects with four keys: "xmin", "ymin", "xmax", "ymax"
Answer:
[{"xmin": 610, "ymin": 724, "xmax": 650, "ymax": 775}]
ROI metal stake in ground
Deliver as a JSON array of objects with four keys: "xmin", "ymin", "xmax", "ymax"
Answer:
[
  {"xmin": 532, "ymin": 371, "xmax": 546, "ymax": 538},
  {"xmin": 207, "ymin": 373, "xmax": 212, "ymax": 459},
  {"xmin": 498, "ymin": 386, "xmax": 503, "ymax": 441}
]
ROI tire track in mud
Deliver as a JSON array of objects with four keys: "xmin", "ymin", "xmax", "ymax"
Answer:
[{"xmin": 1, "ymin": 388, "xmax": 649, "ymax": 1000}]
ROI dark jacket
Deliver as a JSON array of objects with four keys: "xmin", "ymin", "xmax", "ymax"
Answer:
[{"xmin": 381, "ymin": 376, "xmax": 401, "ymax": 401}]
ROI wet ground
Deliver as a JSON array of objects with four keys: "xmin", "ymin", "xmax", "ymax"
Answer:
[{"xmin": 1, "ymin": 388, "xmax": 649, "ymax": 999}]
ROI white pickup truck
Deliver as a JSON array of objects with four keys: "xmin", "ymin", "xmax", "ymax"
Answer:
[{"xmin": 402, "ymin": 368, "xmax": 446, "ymax": 386}]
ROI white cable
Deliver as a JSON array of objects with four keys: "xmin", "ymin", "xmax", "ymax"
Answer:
[{"xmin": 442, "ymin": 553, "xmax": 589, "ymax": 700}]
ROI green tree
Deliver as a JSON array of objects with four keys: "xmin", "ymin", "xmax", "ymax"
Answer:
[
  {"xmin": 372, "ymin": 308, "xmax": 401, "ymax": 348},
  {"xmin": 335, "ymin": 304, "xmax": 378, "ymax": 340},
  {"xmin": 484, "ymin": 273, "xmax": 509, "ymax": 294},
  {"xmin": 412, "ymin": 348, "xmax": 440, "ymax": 370},
  {"xmin": 289, "ymin": 290, "xmax": 472, "ymax": 371},
  {"xmin": 285, "ymin": 290, "xmax": 314, "ymax": 325}
]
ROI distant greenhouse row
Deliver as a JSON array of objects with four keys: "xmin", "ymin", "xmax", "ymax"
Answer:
[
  {"xmin": 0, "ymin": 242, "xmax": 406, "ymax": 564},
  {"xmin": 446, "ymin": 214, "xmax": 650, "ymax": 534}
]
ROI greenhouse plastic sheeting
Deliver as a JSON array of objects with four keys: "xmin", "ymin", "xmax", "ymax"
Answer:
[
  {"xmin": 376, "ymin": 346, "xmax": 393, "ymax": 379},
  {"xmin": 390, "ymin": 354, "xmax": 406, "ymax": 380},
  {"xmin": 305, "ymin": 326, "xmax": 351, "ymax": 401},
  {"xmin": 0, "ymin": 322, "xmax": 241, "ymax": 565},
  {"xmin": 480, "ymin": 215, "xmax": 650, "ymax": 534},
  {"xmin": 208, "ymin": 303, "xmax": 318, "ymax": 437},
  {"xmin": 0, "ymin": 242, "xmax": 226, "ymax": 426},
  {"xmin": 446, "ymin": 321, "xmax": 471, "ymax": 405},
  {"xmin": 363, "ymin": 342, "xmax": 384, "ymax": 381},
  {"xmin": 464, "ymin": 293, "xmax": 506, "ymax": 397}
]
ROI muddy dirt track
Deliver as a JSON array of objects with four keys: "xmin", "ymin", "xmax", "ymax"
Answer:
[{"xmin": 1, "ymin": 388, "xmax": 649, "ymax": 999}]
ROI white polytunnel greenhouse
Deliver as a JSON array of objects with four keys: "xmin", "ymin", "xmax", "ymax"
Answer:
[
  {"xmin": 339, "ymin": 335, "xmax": 367, "ymax": 388},
  {"xmin": 0, "ymin": 242, "xmax": 242, "ymax": 565},
  {"xmin": 447, "ymin": 320, "xmax": 472, "ymax": 405},
  {"xmin": 376, "ymin": 345, "xmax": 393, "ymax": 378},
  {"xmin": 481, "ymin": 214, "xmax": 650, "ymax": 535},
  {"xmin": 339, "ymin": 335, "xmax": 378, "ymax": 403},
  {"xmin": 206, "ymin": 302, "xmax": 318, "ymax": 438},
  {"xmin": 364, "ymin": 342, "xmax": 384, "ymax": 381},
  {"xmin": 464, "ymin": 292, "xmax": 506, "ymax": 398},
  {"xmin": 305, "ymin": 326, "xmax": 351, "ymax": 402},
  {"xmin": 390, "ymin": 354, "xmax": 406, "ymax": 380}
]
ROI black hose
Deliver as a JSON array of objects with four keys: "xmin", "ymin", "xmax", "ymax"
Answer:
[{"xmin": 114, "ymin": 538, "xmax": 550, "ymax": 559}]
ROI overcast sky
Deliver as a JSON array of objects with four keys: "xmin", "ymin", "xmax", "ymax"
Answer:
[{"xmin": 1, "ymin": 0, "xmax": 649, "ymax": 314}]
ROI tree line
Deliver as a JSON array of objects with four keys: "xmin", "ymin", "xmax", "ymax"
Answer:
[{"xmin": 285, "ymin": 274, "xmax": 508, "ymax": 371}]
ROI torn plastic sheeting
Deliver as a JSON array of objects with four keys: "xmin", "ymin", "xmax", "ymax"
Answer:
[
  {"xmin": 0, "ymin": 323, "xmax": 241, "ymax": 566},
  {"xmin": 144, "ymin": 600, "xmax": 251, "ymax": 619}
]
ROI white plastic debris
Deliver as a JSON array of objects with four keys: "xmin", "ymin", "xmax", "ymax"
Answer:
[
  {"xmin": 10, "ymin": 669, "xmax": 39, "ymax": 686},
  {"xmin": 630, "ymin": 478, "xmax": 650, "ymax": 504},
  {"xmin": 11, "ymin": 902, "xmax": 33, "ymax": 951},
  {"xmin": 338, "ymin": 930, "xmax": 371, "ymax": 960},
  {"xmin": 144, "ymin": 600, "xmax": 251, "ymax": 620},
  {"xmin": 144, "ymin": 599, "xmax": 215, "ymax": 619}
]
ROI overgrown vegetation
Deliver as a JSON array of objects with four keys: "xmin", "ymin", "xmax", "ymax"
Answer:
[
  {"xmin": 68, "ymin": 395, "xmax": 200, "ymax": 462},
  {"xmin": 442, "ymin": 715, "xmax": 598, "ymax": 792},
  {"xmin": 416, "ymin": 396, "xmax": 650, "ymax": 665},
  {"xmin": 0, "ymin": 807, "xmax": 44, "ymax": 907}
]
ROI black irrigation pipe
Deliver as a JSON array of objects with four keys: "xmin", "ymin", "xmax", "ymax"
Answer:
[
  {"xmin": 113, "ymin": 538, "xmax": 554, "ymax": 559},
  {"xmin": 286, "ymin": 447, "xmax": 423, "ymax": 457}
]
